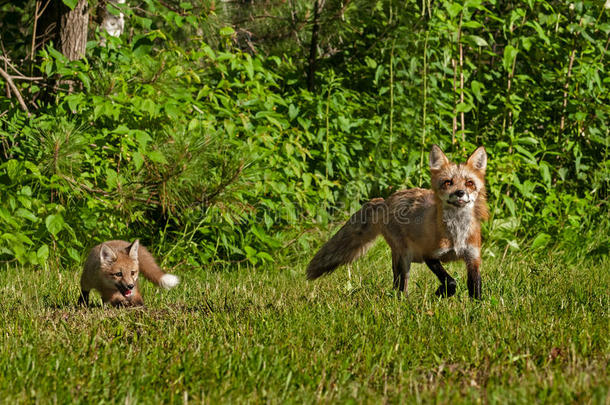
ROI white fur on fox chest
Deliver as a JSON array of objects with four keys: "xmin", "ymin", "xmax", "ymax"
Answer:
[{"xmin": 434, "ymin": 204, "xmax": 479, "ymax": 260}]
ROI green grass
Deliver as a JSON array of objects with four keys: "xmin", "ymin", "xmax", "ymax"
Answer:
[{"xmin": 0, "ymin": 243, "xmax": 608, "ymax": 404}]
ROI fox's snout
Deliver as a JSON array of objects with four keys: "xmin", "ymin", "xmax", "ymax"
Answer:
[
  {"xmin": 116, "ymin": 279, "xmax": 135, "ymax": 297},
  {"xmin": 114, "ymin": 276, "xmax": 135, "ymax": 287},
  {"xmin": 118, "ymin": 280, "xmax": 135, "ymax": 290},
  {"xmin": 447, "ymin": 189, "xmax": 472, "ymax": 207}
]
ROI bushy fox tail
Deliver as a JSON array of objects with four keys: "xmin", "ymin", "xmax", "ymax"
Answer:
[
  {"xmin": 306, "ymin": 198, "xmax": 386, "ymax": 280},
  {"xmin": 138, "ymin": 245, "xmax": 180, "ymax": 289}
]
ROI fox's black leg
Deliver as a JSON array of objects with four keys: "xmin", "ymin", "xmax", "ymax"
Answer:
[
  {"xmin": 465, "ymin": 258, "xmax": 482, "ymax": 300},
  {"xmin": 78, "ymin": 290, "xmax": 89, "ymax": 306},
  {"xmin": 392, "ymin": 253, "xmax": 411, "ymax": 293},
  {"xmin": 425, "ymin": 259, "xmax": 457, "ymax": 298},
  {"xmin": 392, "ymin": 254, "xmax": 401, "ymax": 290}
]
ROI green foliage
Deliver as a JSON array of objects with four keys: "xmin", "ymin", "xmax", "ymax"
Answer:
[
  {"xmin": 0, "ymin": 0, "xmax": 608, "ymax": 266},
  {"xmin": 1, "ymin": 35, "xmax": 329, "ymax": 265}
]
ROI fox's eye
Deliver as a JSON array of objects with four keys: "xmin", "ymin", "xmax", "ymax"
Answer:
[
  {"xmin": 115, "ymin": 272, "xmax": 122, "ymax": 277},
  {"xmin": 131, "ymin": 271, "xmax": 136, "ymax": 276},
  {"xmin": 443, "ymin": 179, "xmax": 453, "ymax": 187},
  {"xmin": 465, "ymin": 180, "xmax": 474, "ymax": 187}
]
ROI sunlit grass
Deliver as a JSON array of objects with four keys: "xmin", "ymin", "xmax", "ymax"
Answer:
[{"xmin": 0, "ymin": 243, "xmax": 608, "ymax": 403}]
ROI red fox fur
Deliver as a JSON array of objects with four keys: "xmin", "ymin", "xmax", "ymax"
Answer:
[
  {"xmin": 307, "ymin": 145, "xmax": 488, "ymax": 299},
  {"xmin": 79, "ymin": 240, "xmax": 179, "ymax": 307}
]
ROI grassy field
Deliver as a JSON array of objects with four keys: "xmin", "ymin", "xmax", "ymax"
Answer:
[{"xmin": 0, "ymin": 242, "xmax": 608, "ymax": 404}]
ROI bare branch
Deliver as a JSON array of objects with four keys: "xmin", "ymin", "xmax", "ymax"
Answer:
[
  {"xmin": 0, "ymin": 56, "xmax": 43, "ymax": 81},
  {"xmin": 31, "ymin": 1, "xmax": 40, "ymax": 61},
  {"xmin": 0, "ymin": 66, "xmax": 30, "ymax": 115}
]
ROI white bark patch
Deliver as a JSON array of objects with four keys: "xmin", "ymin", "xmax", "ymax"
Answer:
[{"xmin": 101, "ymin": 0, "xmax": 126, "ymax": 38}]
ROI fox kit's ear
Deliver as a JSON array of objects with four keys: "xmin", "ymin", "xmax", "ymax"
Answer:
[
  {"xmin": 100, "ymin": 244, "xmax": 117, "ymax": 266},
  {"xmin": 429, "ymin": 145, "xmax": 449, "ymax": 171},
  {"xmin": 128, "ymin": 239, "xmax": 140, "ymax": 261},
  {"xmin": 467, "ymin": 146, "xmax": 487, "ymax": 172}
]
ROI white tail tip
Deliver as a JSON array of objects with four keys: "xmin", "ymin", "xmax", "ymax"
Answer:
[{"xmin": 160, "ymin": 274, "xmax": 179, "ymax": 289}]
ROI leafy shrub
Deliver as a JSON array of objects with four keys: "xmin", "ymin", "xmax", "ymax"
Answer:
[{"xmin": 0, "ymin": 0, "xmax": 608, "ymax": 267}]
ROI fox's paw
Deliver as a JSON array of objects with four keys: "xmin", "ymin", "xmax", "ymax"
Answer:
[
  {"xmin": 435, "ymin": 280, "xmax": 457, "ymax": 298},
  {"xmin": 160, "ymin": 274, "xmax": 180, "ymax": 289}
]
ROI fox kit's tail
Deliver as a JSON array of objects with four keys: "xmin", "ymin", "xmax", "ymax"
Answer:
[
  {"xmin": 307, "ymin": 198, "xmax": 386, "ymax": 280},
  {"xmin": 138, "ymin": 245, "xmax": 179, "ymax": 289}
]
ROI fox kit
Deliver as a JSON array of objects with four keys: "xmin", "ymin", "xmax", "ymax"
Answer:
[
  {"xmin": 307, "ymin": 145, "xmax": 488, "ymax": 299},
  {"xmin": 79, "ymin": 240, "xmax": 179, "ymax": 307}
]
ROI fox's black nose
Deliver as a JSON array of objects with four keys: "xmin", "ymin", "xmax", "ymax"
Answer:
[
  {"xmin": 455, "ymin": 190, "xmax": 465, "ymax": 197},
  {"xmin": 127, "ymin": 284, "xmax": 135, "ymax": 289}
]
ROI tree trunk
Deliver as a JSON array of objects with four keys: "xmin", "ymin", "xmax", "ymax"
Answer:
[
  {"xmin": 307, "ymin": 0, "xmax": 321, "ymax": 91},
  {"xmin": 36, "ymin": 0, "xmax": 89, "ymax": 61},
  {"xmin": 35, "ymin": 0, "xmax": 89, "ymax": 94},
  {"xmin": 59, "ymin": 0, "xmax": 89, "ymax": 60}
]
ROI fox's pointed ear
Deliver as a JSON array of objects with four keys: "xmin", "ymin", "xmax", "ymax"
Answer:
[
  {"xmin": 467, "ymin": 146, "xmax": 487, "ymax": 172},
  {"xmin": 128, "ymin": 239, "xmax": 139, "ymax": 260},
  {"xmin": 100, "ymin": 244, "xmax": 117, "ymax": 265},
  {"xmin": 429, "ymin": 145, "xmax": 449, "ymax": 171}
]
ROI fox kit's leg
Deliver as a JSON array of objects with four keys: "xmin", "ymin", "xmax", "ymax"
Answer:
[
  {"xmin": 130, "ymin": 289, "xmax": 144, "ymax": 307},
  {"xmin": 78, "ymin": 290, "xmax": 90, "ymax": 306},
  {"xmin": 392, "ymin": 251, "xmax": 411, "ymax": 293},
  {"xmin": 425, "ymin": 259, "xmax": 457, "ymax": 298},
  {"xmin": 104, "ymin": 289, "xmax": 143, "ymax": 307},
  {"xmin": 102, "ymin": 290, "xmax": 128, "ymax": 307},
  {"xmin": 78, "ymin": 271, "xmax": 91, "ymax": 306},
  {"xmin": 466, "ymin": 257, "xmax": 482, "ymax": 299}
]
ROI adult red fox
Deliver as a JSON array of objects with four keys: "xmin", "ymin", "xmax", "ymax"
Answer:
[
  {"xmin": 307, "ymin": 145, "xmax": 488, "ymax": 299},
  {"xmin": 78, "ymin": 240, "xmax": 179, "ymax": 307}
]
